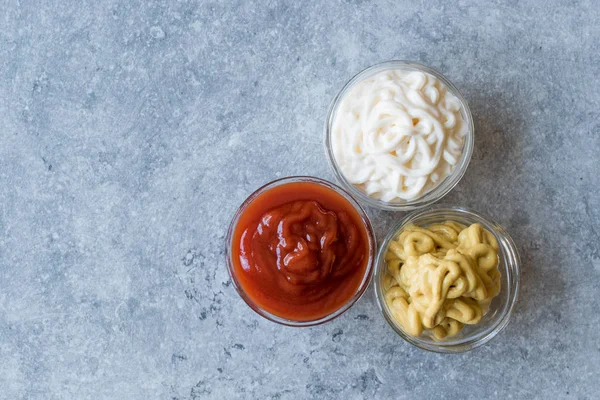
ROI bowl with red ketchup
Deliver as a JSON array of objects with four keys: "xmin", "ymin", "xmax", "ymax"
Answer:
[{"xmin": 226, "ymin": 176, "xmax": 376, "ymax": 326}]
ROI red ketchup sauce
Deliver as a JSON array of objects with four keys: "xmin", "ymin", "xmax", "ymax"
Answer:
[{"xmin": 230, "ymin": 181, "xmax": 371, "ymax": 321}]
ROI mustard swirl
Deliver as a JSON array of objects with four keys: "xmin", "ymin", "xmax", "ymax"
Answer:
[{"xmin": 384, "ymin": 222, "xmax": 501, "ymax": 340}]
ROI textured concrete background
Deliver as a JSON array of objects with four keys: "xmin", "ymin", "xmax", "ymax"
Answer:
[{"xmin": 1, "ymin": 0, "xmax": 599, "ymax": 399}]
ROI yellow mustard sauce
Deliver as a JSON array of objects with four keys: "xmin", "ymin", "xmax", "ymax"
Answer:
[{"xmin": 384, "ymin": 222, "xmax": 501, "ymax": 340}]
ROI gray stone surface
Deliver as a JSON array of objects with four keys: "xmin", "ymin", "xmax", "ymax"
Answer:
[{"xmin": 1, "ymin": 0, "xmax": 599, "ymax": 398}]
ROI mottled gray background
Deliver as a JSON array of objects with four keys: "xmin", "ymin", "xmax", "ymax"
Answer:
[{"xmin": 1, "ymin": 0, "xmax": 599, "ymax": 399}]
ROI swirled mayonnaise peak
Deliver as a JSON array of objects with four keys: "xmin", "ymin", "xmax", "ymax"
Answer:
[{"xmin": 331, "ymin": 68, "xmax": 468, "ymax": 202}]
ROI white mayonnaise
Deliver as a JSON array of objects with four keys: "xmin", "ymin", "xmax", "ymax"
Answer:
[{"xmin": 331, "ymin": 68, "xmax": 468, "ymax": 202}]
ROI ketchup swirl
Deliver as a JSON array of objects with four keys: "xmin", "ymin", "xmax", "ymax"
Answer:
[
  {"xmin": 253, "ymin": 200, "xmax": 362, "ymax": 285},
  {"xmin": 232, "ymin": 181, "xmax": 371, "ymax": 321}
]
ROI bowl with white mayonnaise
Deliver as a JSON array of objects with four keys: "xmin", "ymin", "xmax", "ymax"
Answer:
[{"xmin": 325, "ymin": 61, "xmax": 474, "ymax": 211}]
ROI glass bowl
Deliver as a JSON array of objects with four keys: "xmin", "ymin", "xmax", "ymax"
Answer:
[
  {"xmin": 226, "ymin": 176, "xmax": 377, "ymax": 327},
  {"xmin": 324, "ymin": 60, "xmax": 475, "ymax": 211},
  {"xmin": 374, "ymin": 205, "xmax": 520, "ymax": 353}
]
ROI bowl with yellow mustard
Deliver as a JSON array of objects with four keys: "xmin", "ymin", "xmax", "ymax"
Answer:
[{"xmin": 374, "ymin": 206, "xmax": 520, "ymax": 353}]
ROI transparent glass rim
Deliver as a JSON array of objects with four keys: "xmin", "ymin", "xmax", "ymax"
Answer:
[
  {"xmin": 373, "ymin": 205, "xmax": 520, "ymax": 353},
  {"xmin": 225, "ymin": 176, "xmax": 377, "ymax": 327},
  {"xmin": 324, "ymin": 60, "xmax": 475, "ymax": 211}
]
